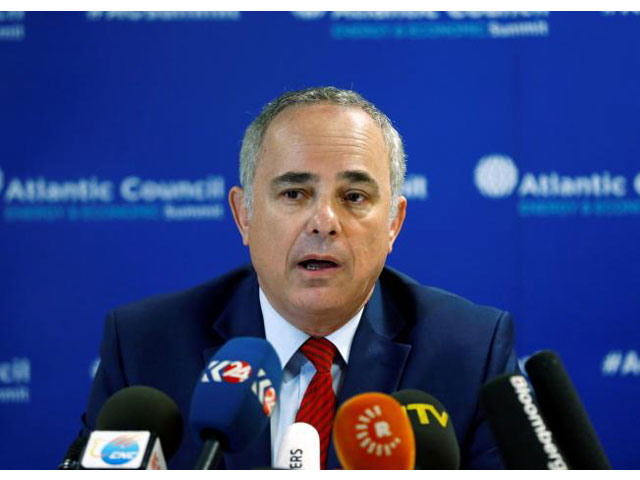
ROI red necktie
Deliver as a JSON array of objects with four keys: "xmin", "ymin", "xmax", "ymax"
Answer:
[{"xmin": 295, "ymin": 337, "xmax": 338, "ymax": 470}]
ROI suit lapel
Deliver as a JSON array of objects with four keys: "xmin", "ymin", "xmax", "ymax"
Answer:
[
  {"xmin": 200, "ymin": 272, "xmax": 272, "ymax": 470},
  {"xmin": 326, "ymin": 281, "xmax": 412, "ymax": 470},
  {"xmin": 201, "ymin": 271, "xmax": 265, "ymax": 364}
]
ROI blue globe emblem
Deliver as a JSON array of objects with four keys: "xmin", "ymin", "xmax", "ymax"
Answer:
[
  {"xmin": 101, "ymin": 436, "xmax": 140, "ymax": 465},
  {"xmin": 474, "ymin": 154, "xmax": 519, "ymax": 198}
]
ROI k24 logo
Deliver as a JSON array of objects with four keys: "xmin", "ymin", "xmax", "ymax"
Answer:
[
  {"xmin": 201, "ymin": 360, "xmax": 252, "ymax": 384},
  {"xmin": 251, "ymin": 368, "xmax": 277, "ymax": 417}
]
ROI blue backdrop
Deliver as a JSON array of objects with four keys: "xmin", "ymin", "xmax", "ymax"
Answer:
[{"xmin": 1, "ymin": 11, "xmax": 638, "ymax": 469}]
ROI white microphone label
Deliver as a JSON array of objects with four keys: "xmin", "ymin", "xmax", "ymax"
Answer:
[{"xmin": 81, "ymin": 431, "xmax": 150, "ymax": 469}]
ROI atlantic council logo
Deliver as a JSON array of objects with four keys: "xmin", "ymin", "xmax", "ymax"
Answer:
[
  {"xmin": 474, "ymin": 154, "xmax": 519, "ymax": 198},
  {"xmin": 472, "ymin": 155, "xmax": 640, "ymax": 217},
  {"xmin": 291, "ymin": 12, "xmax": 327, "ymax": 21},
  {"xmin": 1, "ymin": 169, "xmax": 226, "ymax": 222}
]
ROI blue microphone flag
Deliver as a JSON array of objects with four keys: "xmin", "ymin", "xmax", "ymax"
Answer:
[{"xmin": 189, "ymin": 337, "xmax": 282, "ymax": 453}]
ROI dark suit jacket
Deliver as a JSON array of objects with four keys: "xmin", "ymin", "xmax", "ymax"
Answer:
[{"xmin": 81, "ymin": 264, "xmax": 518, "ymax": 469}]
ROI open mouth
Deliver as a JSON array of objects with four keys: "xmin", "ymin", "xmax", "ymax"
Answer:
[{"xmin": 298, "ymin": 259, "xmax": 339, "ymax": 271}]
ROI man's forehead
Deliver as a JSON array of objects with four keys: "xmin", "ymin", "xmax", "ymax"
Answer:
[
  {"xmin": 270, "ymin": 170, "xmax": 378, "ymax": 185},
  {"xmin": 256, "ymin": 103, "xmax": 390, "ymax": 186},
  {"xmin": 265, "ymin": 103, "xmax": 383, "ymax": 141}
]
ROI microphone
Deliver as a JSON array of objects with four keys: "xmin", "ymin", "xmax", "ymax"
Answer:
[
  {"xmin": 480, "ymin": 374, "xmax": 569, "ymax": 469},
  {"xmin": 80, "ymin": 385, "xmax": 183, "ymax": 469},
  {"xmin": 189, "ymin": 337, "xmax": 282, "ymax": 470},
  {"xmin": 274, "ymin": 422, "xmax": 320, "ymax": 470},
  {"xmin": 332, "ymin": 392, "xmax": 415, "ymax": 469},
  {"xmin": 525, "ymin": 350, "xmax": 611, "ymax": 469},
  {"xmin": 391, "ymin": 389, "xmax": 460, "ymax": 469},
  {"xmin": 58, "ymin": 434, "xmax": 89, "ymax": 469}
]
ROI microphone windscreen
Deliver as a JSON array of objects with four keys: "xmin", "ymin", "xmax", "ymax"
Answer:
[
  {"xmin": 333, "ymin": 392, "xmax": 415, "ymax": 470},
  {"xmin": 480, "ymin": 374, "xmax": 569, "ymax": 469},
  {"xmin": 274, "ymin": 422, "xmax": 320, "ymax": 470},
  {"xmin": 391, "ymin": 389, "xmax": 460, "ymax": 469},
  {"xmin": 189, "ymin": 337, "xmax": 282, "ymax": 452},
  {"xmin": 525, "ymin": 350, "xmax": 611, "ymax": 469},
  {"xmin": 95, "ymin": 385, "xmax": 183, "ymax": 460}
]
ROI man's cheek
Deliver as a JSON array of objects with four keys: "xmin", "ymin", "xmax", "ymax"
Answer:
[{"xmin": 352, "ymin": 238, "xmax": 375, "ymax": 258}]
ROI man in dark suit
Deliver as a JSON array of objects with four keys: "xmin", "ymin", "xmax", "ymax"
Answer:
[{"xmin": 81, "ymin": 87, "xmax": 519, "ymax": 469}]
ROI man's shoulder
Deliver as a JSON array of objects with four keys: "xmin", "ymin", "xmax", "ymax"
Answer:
[
  {"xmin": 379, "ymin": 266, "xmax": 510, "ymax": 334},
  {"xmin": 109, "ymin": 264, "xmax": 256, "ymax": 330}
]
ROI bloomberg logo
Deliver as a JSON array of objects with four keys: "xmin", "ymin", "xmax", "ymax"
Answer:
[{"xmin": 473, "ymin": 154, "xmax": 640, "ymax": 217}]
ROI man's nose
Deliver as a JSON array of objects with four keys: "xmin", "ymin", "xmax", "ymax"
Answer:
[{"xmin": 308, "ymin": 198, "xmax": 340, "ymax": 237}]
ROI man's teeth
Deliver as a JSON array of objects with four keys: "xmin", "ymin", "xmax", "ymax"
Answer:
[{"xmin": 301, "ymin": 260, "xmax": 336, "ymax": 270}]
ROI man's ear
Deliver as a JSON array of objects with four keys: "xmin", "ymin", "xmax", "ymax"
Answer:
[
  {"xmin": 388, "ymin": 195, "xmax": 407, "ymax": 254},
  {"xmin": 229, "ymin": 186, "xmax": 250, "ymax": 246}
]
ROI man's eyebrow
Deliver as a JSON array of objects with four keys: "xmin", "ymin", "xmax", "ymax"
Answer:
[
  {"xmin": 338, "ymin": 170, "xmax": 379, "ymax": 191},
  {"xmin": 271, "ymin": 171, "xmax": 318, "ymax": 187}
]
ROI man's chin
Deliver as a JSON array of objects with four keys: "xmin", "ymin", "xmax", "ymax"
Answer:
[{"xmin": 289, "ymin": 290, "xmax": 357, "ymax": 318}]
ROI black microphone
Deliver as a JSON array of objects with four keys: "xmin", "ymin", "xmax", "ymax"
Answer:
[
  {"xmin": 525, "ymin": 351, "xmax": 611, "ymax": 469},
  {"xmin": 80, "ymin": 385, "xmax": 183, "ymax": 469},
  {"xmin": 58, "ymin": 434, "xmax": 89, "ymax": 469},
  {"xmin": 480, "ymin": 374, "xmax": 569, "ymax": 469},
  {"xmin": 391, "ymin": 390, "xmax": 460, "ymax": 469}
]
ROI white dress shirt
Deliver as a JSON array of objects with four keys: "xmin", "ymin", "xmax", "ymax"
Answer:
[{"xmin": 259, "ymin": 287, "xmax": 363, "ymax": 466}]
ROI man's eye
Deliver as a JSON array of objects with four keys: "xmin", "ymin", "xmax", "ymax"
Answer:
[
  {"xmin": 283, "ymin": 190, "xmax": 303, "ymax": 200},
  {"xmin": 345, "ymin": 192, "xmax": 366, "ymax": 203}
]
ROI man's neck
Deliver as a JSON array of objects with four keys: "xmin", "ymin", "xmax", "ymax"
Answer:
[{"xmin": 258, "ymin": 285, "xmax": 374, "ymax": 337}]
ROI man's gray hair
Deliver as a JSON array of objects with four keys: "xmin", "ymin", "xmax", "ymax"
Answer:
[{"xmin": 239, "ymin": 86, "xmax": 406, "ymax": 219}]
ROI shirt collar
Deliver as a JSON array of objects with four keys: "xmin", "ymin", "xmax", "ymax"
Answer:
[{"xmin": 260, "ymin": 287, "xmax": 363, "ymax": 369}]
